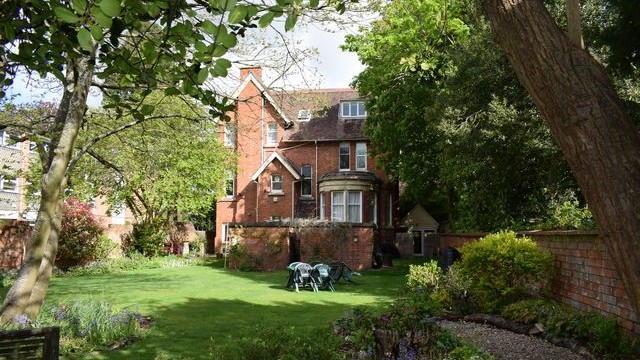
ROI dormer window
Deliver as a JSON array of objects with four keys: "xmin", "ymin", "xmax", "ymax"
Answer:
[
  {"xmin": 297, "ymin": 110, "xmax": 311, "ymax": 121},
  {"xmin": 340, "ymin": 100, "xmax": 367, "ymax": 118}
]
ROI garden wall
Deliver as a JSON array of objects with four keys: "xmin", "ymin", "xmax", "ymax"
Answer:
[
  {"xmin": 440, "ymin": 231, "xmax": 639, "ymax": 335},
  {"xmin": 226, "ymin": 222, "xmax": 375, "ymax": 272},
  {"xmin": 0, "ymin": 220, "xmax": 31, "ymax": 270}
]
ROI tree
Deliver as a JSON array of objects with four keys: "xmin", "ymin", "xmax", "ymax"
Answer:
[
  {"xmin": 479, "ymin": 0, "xmax": 640, "ymax": 318},
  {"xmin": 0, "ymin": 0, "xmax": 353, "ymax": 322},
  {"xmin": 71, "ymin": 92, "xmax": 234, "ymax": 228},
  {"xmin": 344, "ymin": 0, "xmax": 578, "ymax": 230}
]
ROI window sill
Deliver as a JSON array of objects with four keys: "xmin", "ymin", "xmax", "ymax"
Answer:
[
  {"xmin": 220, "ymin": 196, "xmax": 236, "ymax": 202},
  {"xmin": 268, "ymin": 191, "xmax": 284, "ymax": 196}
]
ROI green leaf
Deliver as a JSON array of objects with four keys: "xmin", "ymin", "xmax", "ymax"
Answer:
[
  {"xmin": 200, "ymin": 20, "xmax": 217, "ymax": 35},
  {"xmin": 140, "ymin": 104, "xmax": 155, "ymax": 115},
  {"xmin": 3, "ymin": 24, "xmax": 15, "ymax": 42},
  {"xmin": 89, "ymin": 25, "xmax": 104, "ymax": 41},
  {"xmin": 212, "ymin": 45, "xmax": 228, "ymax": 57},
  {"xmin": 258, "ymin": 12, "xmax": 275, "ymax": 28},
  {"xmin": 228, "ymin": 5, "xmax": 247, "ymax": 24},
  {"xmin": 284, "ymin": 12, "xmax": 298, "ymax": 32},
  {"xmin": 197, "ymin": 68, "xmax": 209, "ymax": 84},
  {"xmin": 164, "ymin": 87, "xmax": 181, "ymax": 96},
  {"xmin": 53, "ymin": 6, "xmax": 81, "ymax": 23},
  {"xmin": 221, "ymin": 0, "xmax": 236, "ymax": 11},
  {"xmin": 91, "ymin": 7, "xmax": 113, "ymax": 28},
  {"xmin": 219, "ymin": 32, "xmax": 237, "ymax": 49},
  {"xmin": 99, "ymin": 0, "xmax": 121, "ymax": 17},
  {"xmin": 309, "ymin": 0, "xmax": 320, "ymax": 8},
  {"xmin": 77, "ymin": 28, "xmax": 93, "ymax": 51},
  {"xmin": 72, "ymin": 0, "xmax": 88, "ymax": 14}
]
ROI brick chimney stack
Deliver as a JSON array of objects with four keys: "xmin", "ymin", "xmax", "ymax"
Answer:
[{"xmin": 239, "ymin": 66, "xmax": 262, "ymax": 82}]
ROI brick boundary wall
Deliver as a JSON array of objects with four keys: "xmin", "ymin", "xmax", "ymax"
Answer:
[
  {"xmin": 440, "ymin": 231, "xmax": 639, "ymax": 335},
  {"xmin": 0, "ymin": 221, "xmax": 31, "ymax": 270},
  {"xmin": 226, "ymin": 222, "xmax": 375, "ymax": 271}
]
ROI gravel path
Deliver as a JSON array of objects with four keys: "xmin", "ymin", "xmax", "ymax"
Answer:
[{"xmin": 439, "ymin": 320, "xmax": 588, "ymax": 360}]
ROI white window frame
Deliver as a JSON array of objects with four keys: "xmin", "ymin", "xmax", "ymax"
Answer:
[
  {"xmin": 1, "ymin": 130, "xmax": 20, "ymax": 149},
  {"xmin": 224, "ymin": 171, "xmax": 235, "ymax": 198},
  {"xmin": 355, "ymin": 142, "xmax": 367, "ymax": 171},
  {"xmin": 301, "ymin": 165, "xmax": 312, "ymax": 197},
  {"xmin": 271, "ymin": 174, "xmax": 283, "ymax": 194},
  {"xmin": 266, "ymin": 122, "xmax": 278, "ymax": 145},
  {"xmin": 0, "ymin": 175, "xmax": 17, "ymax": 193},
  {"xmin": 340, "ymin": 100, "xmax": 367, "ymax": 118},
  {"xmin": 339, "ymin": 142, "xmax": 350, "ymax": 171},
  {"xmin": 331, "ymin": 190, "xmax": 362, "ymax": 223}
]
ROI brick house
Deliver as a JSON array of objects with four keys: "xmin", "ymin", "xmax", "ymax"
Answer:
[{"xmin": 214, "ymin": 67, "xmax": 398, "ymax": 267}]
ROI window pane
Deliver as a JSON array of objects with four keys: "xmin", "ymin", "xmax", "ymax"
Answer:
[
  {"xmin": 301, "ymin": 165, "xmax": 312, "ymax": 196},
  {"xmin": 339, "ymin": 143, "xmax": 350, "ymax": 170},
  {"xmin": 341, "ymin": 102, "xmax": 349, "ymax": 117},
  {"xmin": 272, "ymin": 174, "xmax": 282, "ymax": 191},
  {"xmin": 267, "ymin": 122, "xmax": 277, "ymax": 144},
  {"xmin": 356, "ymin": 142, "xmax": 367, "ymax": 170},
  {"xmin": 225, "ymin": 171, "xmax": 235, "ymax": 197},
  {"xmin": 320, "ymin": 193, "xmax": 325, "ymax": 220},
  {"xmin": 350, "ymin": 102, "xmax": 358, "ymax": 117},
  {"xmin": 348, "ymin": 191, "xmax": 361, "ymax": 223},
  {"xmin": 332, "ymin": 191, "xmax": 344, "ymax": 221}
]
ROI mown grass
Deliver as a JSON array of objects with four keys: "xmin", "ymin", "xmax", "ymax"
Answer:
[{"xmin": 37, "ymin": 259, "xmax": 414, "ymax": 359}]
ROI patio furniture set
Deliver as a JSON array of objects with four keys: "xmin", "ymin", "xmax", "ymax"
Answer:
[{"xmin": 286, "ymin": 262, "xmax": 361, "ymax": 293}]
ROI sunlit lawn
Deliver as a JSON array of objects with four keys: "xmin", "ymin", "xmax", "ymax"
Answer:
[{"xmin": 40, "ymin": 259, "xmax": 414, "ymax": 360}]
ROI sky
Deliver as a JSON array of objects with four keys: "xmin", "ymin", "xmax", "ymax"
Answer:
[{"xmin": 6, "ymin": 25, "xmax": 366, "ymax": 106}]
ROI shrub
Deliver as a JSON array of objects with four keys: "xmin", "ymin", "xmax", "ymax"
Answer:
[
  {"xmin": 458, "ymin": 231, "xmax": 554, "ymax": 313},
  {"xmin": 502, "ymin": 299, "xmax": 638, "ymax": 359},
  {"xmin": 123, "ymin": 220, "xmax": 167, "ymax": 257},
  {"xmin": 432, "ymin": 265, "xmax": 478, "ymax": 315},
  {"xmin": 57, "ymin": 197, "xmax": 114, "ymax": 270},
  {"xmin": 406, "ymin": 260, "xmax": 442, "ymax": 293},
  {"xmin": 542, "ymin": 190, "xmax": 595, "ymax": 230}
]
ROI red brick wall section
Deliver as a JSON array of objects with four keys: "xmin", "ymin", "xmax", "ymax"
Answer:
[
  {"xmin": 0, "ymin": 220, "xmax": 31, "ymax": 270},
  {"xmin": 440, "ymin": 231, "xmax": 640, "ymax": 335},
  {"xmin": 226, "ymin": 223, "xmax": 374, "ymax": 272}
]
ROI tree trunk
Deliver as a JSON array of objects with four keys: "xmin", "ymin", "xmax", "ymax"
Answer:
[
  {"xmin": 1, "ymin": 54, "xmax": 94, "ymax": 322},
  {"xmin": 481, "ymin": 0, "xmax": 640, "ymax": 319}
]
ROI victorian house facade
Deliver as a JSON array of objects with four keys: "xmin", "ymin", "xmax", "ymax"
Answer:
[{"xmin": 215, "ymin": 67, "xmax": 398, "ymax": 255}]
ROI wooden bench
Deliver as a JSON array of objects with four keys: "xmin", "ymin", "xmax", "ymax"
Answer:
[{"xmin": 0, "ymin": 327, "xmax": 59, "ymax": 360}]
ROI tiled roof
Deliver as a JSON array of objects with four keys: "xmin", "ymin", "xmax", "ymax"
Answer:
[{"xmin": 270, "ymin": 89, "xmax": 368, "ymax": 142}]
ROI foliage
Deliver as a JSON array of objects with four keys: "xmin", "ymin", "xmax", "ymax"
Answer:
[
  {"xmin": 57, "ymin": 197, "xmax": 115, "ymax": 270},
  {"xmin": 540, "ymin": 190, "xmax": 596, "ymax": 230},
  {"xmin": 502, "ymin": 299, "xmax": 638, "ymax": 359},
  {"xmin": 458, "ymin": 231, "xmax": 554, "ymax": 312},
  {"xmin": 0, "ymin": 299, "xmax": 148, "ymax": 355},
  {"xmin": 344, "ymin": 0, "xmax": 580, "ymax": 231},
  {"xmin": 431, "ymin": 264, "xmax": 478, "ymax": 315},
  {"xmin": 122, "ymin": 220, "xmax": 168, "ymax": 257},
  {"xmin": 71, "ymin": 93, "xmax": 235, "ymax": 225},
  {"xmin": 406, "ymin": 260, "xmax": 442, "ymax": 293},
  {"xmin": 334, "ymin": 299, "xmax": 493, "ymax": 360},
  {"xmin": 210, "ymin": 324, "xmax": 345, "ymax": 360},
  {"xmin": 60, "ymin": 253, "xmax": 204, "ymax": 276},
  {"xmin": 227, "ymin": 242, "xmax": 257, "ymax": 271},
  {"xmin": 0, "ymin": 269, "xmax": 18, "ymax": 288}
]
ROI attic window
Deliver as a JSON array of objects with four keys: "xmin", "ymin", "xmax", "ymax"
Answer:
[
  {"xmin": 297, "ymin": 109, "xmax": 311, "ymax": 121},
  {"xmin": 340, "ymin": 100, "xmax": 367, "ymax": 118}
]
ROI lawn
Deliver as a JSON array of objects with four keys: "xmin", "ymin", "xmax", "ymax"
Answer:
[{"xmin": 40, "ymin": 259, "xmax": 412, "ymax": 359}]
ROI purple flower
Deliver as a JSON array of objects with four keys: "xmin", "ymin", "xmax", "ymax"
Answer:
[{"xmin": 16, "ymin": 314, "xmax": 29, "ymax": 325}]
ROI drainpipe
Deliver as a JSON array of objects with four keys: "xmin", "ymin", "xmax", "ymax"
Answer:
[
  {"xmin": 315, "ymin": 140, "xmax": 318, "ymax": 217},
  {"xmin": 253, "ymin": 179, "xmax": 259, "ymax": 221},
  {"xmin": 292, "ymin": 180, "xmax": 299, "ymax": 219},
  {"xmin": 260, "ymin": 93, "xmax": 265, "ymax": 163}
]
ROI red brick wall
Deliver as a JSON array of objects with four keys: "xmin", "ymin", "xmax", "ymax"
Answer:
[
  {"xmin": 440, "ymin": 231, "xmax": 639, "ymax": 335},
  {"xmin": 226, "ymin": 223, "xmax": 374, "ymax": 271},
  {"xmin": 0, "ymin": 220, "xmax": 31, "ymax": 270}
]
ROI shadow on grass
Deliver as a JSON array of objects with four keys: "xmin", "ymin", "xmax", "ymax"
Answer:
[{"xmin": 84, "ymin": 297, "xmax": 382, "ymax": 360}]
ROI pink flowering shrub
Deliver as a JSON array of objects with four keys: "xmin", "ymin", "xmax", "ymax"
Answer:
[{"xmin": 57, "ymin": 197, "xmax": 114, "ymax": 270}]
